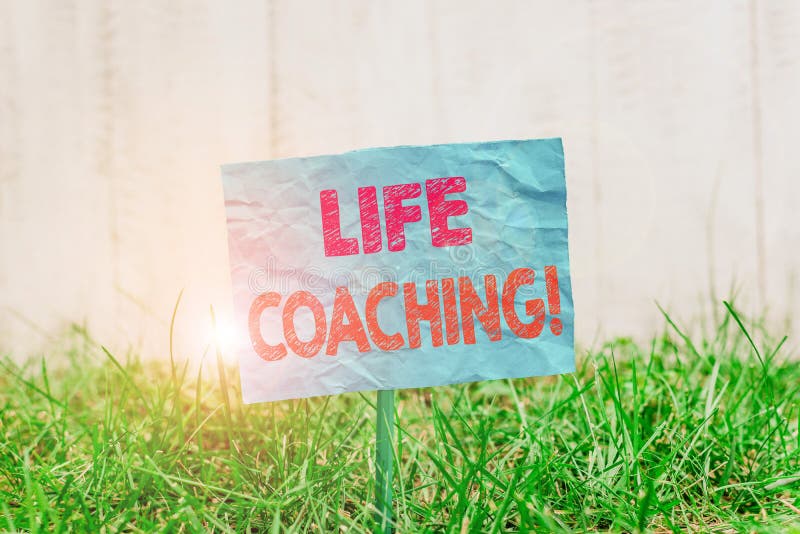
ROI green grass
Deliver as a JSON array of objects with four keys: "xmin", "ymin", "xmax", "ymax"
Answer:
[{"xmin": 1, "ymin": 303, "xmax": 799, "ymax": 533}]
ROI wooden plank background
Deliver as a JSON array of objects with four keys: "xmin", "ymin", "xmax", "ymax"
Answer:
[{"xmin": 1, "ymin": 1, "xmax": 798, "ymax": 359}]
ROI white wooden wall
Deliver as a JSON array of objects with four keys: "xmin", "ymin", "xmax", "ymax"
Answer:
[{"xmin": 1, "ymin": 1, "xmax": 798, "ymax": 360}]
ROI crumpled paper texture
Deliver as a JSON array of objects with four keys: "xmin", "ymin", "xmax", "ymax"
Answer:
[{"xmin": 222, "ymin": 138, "xmax": 574, "ymax": 403}]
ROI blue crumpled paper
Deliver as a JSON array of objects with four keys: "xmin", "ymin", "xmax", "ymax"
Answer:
[{"xmin": 222, "ymin": 138, "xmax": 574, "ymax": 403}]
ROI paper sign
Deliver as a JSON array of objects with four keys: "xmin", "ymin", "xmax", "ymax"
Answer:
[{"xmin": 222, "ymin": 138, "xmax": 574, "ymax": 403}]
